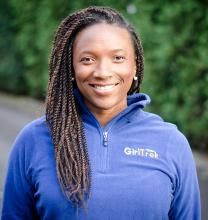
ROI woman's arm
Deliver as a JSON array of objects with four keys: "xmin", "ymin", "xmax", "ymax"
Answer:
[
  {"xmin": 168, "ymin": 131, "xmax": 201, "ymax": 220},
  {"xmin": 1, "ymin": 128, "xmax": 38, "ymax": 220}
]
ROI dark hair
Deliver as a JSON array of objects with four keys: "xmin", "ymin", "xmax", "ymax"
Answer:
[{"xmin": 46, "ymin": 6, "xmax": 144, "ymax": 208}]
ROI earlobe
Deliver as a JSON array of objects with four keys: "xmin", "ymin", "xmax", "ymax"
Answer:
[
  {"xmin": 133, "ymin": 64, "xmax": 137, "ymax": 81},
  {"xmin": 133, "ymin": 75, "xmax": 138, "ymax": 81},
  {"xmin": 133, "ymin": 66, "xmax": 137, "ymax": 78}
]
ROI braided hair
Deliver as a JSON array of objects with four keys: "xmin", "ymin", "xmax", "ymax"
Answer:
[{"xmin": 46, "ymin": 6, "xmax": 144, "ymax": 208}]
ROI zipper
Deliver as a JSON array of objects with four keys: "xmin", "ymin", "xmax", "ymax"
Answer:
[
  {"xmin": 101, "ymin": 130, "xmax": 109, "ymax": 172},
  {"xmin": 82, "ymin": 109, "xmax": 111, "ymax": 172},
  {"xmin": 101, "ymin": 123, "xmax": 114, "ymax": 172},
  {"xmin": 103, "ymin": 131, "xmax": 108, "ymax": 147},
  {"xmin": 81, "ymin": 104, "xmax": 120, "ymax": 172}
]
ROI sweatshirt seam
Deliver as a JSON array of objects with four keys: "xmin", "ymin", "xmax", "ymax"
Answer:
[
  {"xmin": 25, "ymin": 123, "xmax": 38, "ymax": 186},
  {"xmin": 166, "ymin": 129, "xmax": 188, "ymax": 202},
  {"xmin": 165, "ymin": 129, "xmax": 178, "ymax": 193}
]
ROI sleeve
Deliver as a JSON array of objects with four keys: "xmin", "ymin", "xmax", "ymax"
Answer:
[
  {"xmin": 1, "ymin": 127, "xmax": 38, "ymax": 220},
  {"xmin": 168, "ymin": 131, "xmax": 201, "ymax": 220}
]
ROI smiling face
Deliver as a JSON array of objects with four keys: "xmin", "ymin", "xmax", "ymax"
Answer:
[{"xmin": 72, "ymin": 23, "xmax": 136, "ymax": 117}]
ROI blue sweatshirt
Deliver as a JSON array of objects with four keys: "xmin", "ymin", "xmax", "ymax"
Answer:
[{"xmin": 1, "ymin": 90, "xmax": 201, "ymax": 220}]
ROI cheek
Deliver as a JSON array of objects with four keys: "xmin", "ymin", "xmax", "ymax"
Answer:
[
  {"xmin": 115, "ymin": 64, "xmax": 135, "ymax": 83},
  {"xmin": 74, "ymin": 65, "xmax": 91, "ymax": 83},
  {"xmin": 72, "ymin": 56, "xmax": 90, "ymax": 81}
]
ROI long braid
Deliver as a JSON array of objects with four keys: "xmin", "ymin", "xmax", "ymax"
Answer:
[{"xmin": 45, "ymin": 6, "xmax": 144, "ymax": 208}]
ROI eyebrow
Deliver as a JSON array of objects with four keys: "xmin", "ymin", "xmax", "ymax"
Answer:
[
  {"xmin": 110, "ymin": 49, "xmax": 125, "ymax": 52},
  {"xmin": 79, "ymin": 49, "xmax": 125, "ymax": 54}
]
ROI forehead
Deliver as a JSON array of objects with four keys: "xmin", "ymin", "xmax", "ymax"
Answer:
[{"xmin": 73, "ymin": 23, "xmax": 134, "ymax": 52}]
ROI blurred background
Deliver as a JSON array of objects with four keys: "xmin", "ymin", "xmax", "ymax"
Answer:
[{"xmin": 0, "ymin": 0, "xmax": 207, "ymax": 219}]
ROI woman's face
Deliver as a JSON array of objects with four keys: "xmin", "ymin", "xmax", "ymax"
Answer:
[{"xmin": 73, "ymin": 23, "xmax": 136, "ymax": 114}]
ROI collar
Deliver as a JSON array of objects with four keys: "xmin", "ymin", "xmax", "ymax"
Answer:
[{"xmin": 73, "ymin": 88, "xmax": 151, "ymax": 127}]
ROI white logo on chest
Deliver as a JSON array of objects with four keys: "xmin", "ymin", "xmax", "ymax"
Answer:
[{"xmin": 124, "ymin": 147, "xmax": 159, "ymax": 159}]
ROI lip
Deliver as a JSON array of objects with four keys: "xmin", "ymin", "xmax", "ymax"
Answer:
[
  {"xmin": 89, "ymin": 82, "xmax": 119, "ymax": 87},
  {"xmin": 88, "ymin": 82, "xmax": 120, "ymax": 95}
]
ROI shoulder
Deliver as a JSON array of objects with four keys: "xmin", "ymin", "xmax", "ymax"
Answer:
[
  {"xmin": 167, "ymin": 126, "xmax": 192, "ymax": 159},
  {"xmin": 141, "ymin": 111, "xmax": 195, "ymax": 169},
  {"xmin": 8, "ymin": 116, "xmax": 52, "ymax": 174},
  {"xmin": 11, "ymin": 115, "xmax": 49, "ymax": 154},
  {"xmin": 148, "ymin": 116, "xmax": 195, "ymax": 170},
  {"xmin": 16, "ymin": 115, "xmax": 48, "ymax": 140},
  {"xmin": 138, "ymin": 110, "xmax": 177, "ymax": 131},
  {"xmin": 139, "ymin": 110, "xmax": 190, "ymax": 150},
  {"xmin": 21, "ymin": 115, "xmax": 47, "ymax": 132}
]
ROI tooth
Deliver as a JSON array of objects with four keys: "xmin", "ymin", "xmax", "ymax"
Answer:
[{"xmin": 94, "ymin": 85, "xmax": 115, "ymax": 90}]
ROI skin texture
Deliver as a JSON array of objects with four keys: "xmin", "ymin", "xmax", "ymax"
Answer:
[{"xmin": 73, "ymin": 23, "xmax": 136, "ymax": 126}]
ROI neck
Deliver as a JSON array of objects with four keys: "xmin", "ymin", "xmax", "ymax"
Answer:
[
  {"xmin": 86, "ymin": 102, "xmax": 128, "ymax": 127},
  {"xmin": 93, "ymin": 110, "xmax": 118, "ymax": 127}
]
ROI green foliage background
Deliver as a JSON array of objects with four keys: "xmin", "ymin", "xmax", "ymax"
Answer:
[{"xmin": 0, "ymin": 0, "xmax": 208, "ymax": 149}]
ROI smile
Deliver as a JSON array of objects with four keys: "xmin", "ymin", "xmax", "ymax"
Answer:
[
  {"xmin": 89, "ymin": 83, "xmax": 119, "ymax": 93},
  {"xmin": 90, "ymin": 83, "xmax": 119, "ymax": 90},
  {"xmin": 93, "ymin": 84, "xmax": 116, "ymax": 90}
]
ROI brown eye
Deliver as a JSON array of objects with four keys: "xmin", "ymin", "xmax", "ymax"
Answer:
[
  {"xmin": 113, "ymin": 55, "xmax": 125, "ymax": 63},
  {"xmin": 80, "ymin": 57, "xmax": 95, "ymax": 64}
]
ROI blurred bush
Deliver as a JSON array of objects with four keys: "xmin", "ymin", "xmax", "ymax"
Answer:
[
  {"xmin": 0, "ymin": 0, "xmax": 207, "ymax": 149},
  {"xmin": 131, "ymin": 0, "xmax": 208, "ymax": 150}
]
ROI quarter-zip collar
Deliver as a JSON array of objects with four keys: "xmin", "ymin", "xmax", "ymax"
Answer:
[{"xmin": 73, "ymin": 88, "xmax": 151, "ymax": 128}]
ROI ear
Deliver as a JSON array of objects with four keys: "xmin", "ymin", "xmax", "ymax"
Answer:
[
  {"xmin": 133, "ymin": 57, "xmax": 137, "ymax": 73},
  {"xmin": 134, "ymin": 63, "xmax": 137, "ymax": 75}
]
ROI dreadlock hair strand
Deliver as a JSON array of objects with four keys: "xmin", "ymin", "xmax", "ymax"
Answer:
[{"xmin": 45, "ymin": 6, "xmax": 144, "ymax": 209}]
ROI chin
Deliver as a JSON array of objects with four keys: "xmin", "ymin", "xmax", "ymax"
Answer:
[
  {"xmin": 95, "ymin": 101, "xmax": 124, "ymax": 111},
  {"xmin": 95, "ymin": 104, "xmax": 115, "ymax": 110}
]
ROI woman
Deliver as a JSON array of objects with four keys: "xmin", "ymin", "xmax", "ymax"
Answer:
[{"xmin": 1, "ymin": 6, "xmax": 201, "ymax": 220}]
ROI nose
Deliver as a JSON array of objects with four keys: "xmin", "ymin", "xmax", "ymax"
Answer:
[{"xmin": 93, "ymin": 59, "xmax": 112, "ymax": 79}]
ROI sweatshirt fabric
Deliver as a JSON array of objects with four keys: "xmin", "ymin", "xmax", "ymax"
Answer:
[{"xmin": 1, "ymin": 90, "xmax": 201, "ymax": 220}]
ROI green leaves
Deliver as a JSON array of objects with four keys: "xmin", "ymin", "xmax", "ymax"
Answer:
[
  {"xmin": 1, "ymin": 0, "xmax": 208, "ymax": 149},
  {"xmin": 137, "ymin": 1, "xmax": 208, "ymax": 149}
]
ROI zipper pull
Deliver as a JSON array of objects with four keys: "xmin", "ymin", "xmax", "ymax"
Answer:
[{"xmin": 103, "ymin": 131, "xmax": 108, "ymax": 147}]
